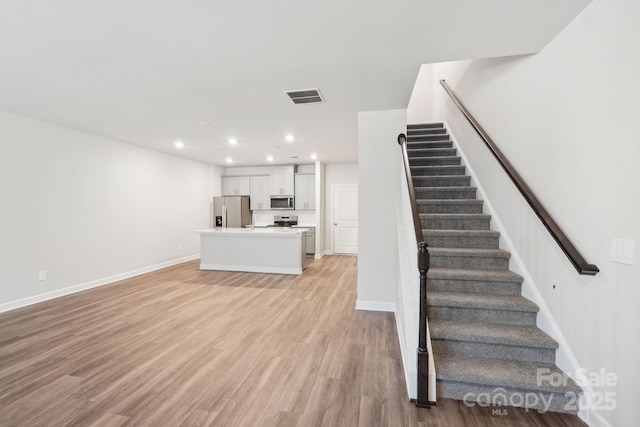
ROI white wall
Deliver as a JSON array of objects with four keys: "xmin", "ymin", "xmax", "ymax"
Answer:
[
  {"xmin": 324, "ymin": 163, "xmax": 358, "ymax": 254},
  {"xmin": 409, "ymin": 1, "xmax": 638, "ymax": 425},
  {"xmin": 407, "ymin": 64, "xmax": 435, "ymax": 124},
  {"xmin": 357, "ymin": 110, "xmax": 407, "ymax": 311},
  {"xmin": 0, "ymin": 110, "xmax": 216, "ymax": 310}
]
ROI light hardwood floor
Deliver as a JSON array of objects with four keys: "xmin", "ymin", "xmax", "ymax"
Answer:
[{"xmin": 0, "ymin": 256, "xmax": 586, "ymax": 426}]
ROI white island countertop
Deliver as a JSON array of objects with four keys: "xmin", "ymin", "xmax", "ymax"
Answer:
[{"xmin": 195, "ymin": 227, "xmax": 307, "ymax": 274}]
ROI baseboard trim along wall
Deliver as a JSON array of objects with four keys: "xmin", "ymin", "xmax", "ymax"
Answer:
[
  {"xmin": 0, "ymin": 254, "xmax": 201, "ymax": 314},
  {"xmin": 355, "ymin": 300, "xmax": 396, "ymax": 312},
  {"xmin": 394, "ymin": 309, "xmax": 415, "ymax": 400}
]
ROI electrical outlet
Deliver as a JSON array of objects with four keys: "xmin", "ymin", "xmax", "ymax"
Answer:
[
  {"xmin": 612, "ymin": 238, "xmax": 634, "ymax": 265},
  {"xmin": 38, "ymin": 270, "xmax": 47, "ymax": 281},
  {"xmin": 178, "ymin": 244, "xmax": 183, "ymax": 252}
]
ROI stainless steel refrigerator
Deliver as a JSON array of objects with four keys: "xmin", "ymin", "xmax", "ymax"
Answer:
[{"xmin": 213, "ymin": 196, "xmax": 252, "ymax": 228}]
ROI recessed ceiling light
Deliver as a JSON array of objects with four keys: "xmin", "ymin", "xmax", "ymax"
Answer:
[
  {"xmin": 266, "ymin": 155, "xmax": 274, "ymax": 162},
  {"xmin": 199, "ymin": 121, "xmax": 210, "ymax": 126},
  {"xmin": 173, "ymin": 140, "xmax": 184, "ymax": 148},
  {"xmin": 285, "ymin": 134, "xmax": 295, "ymax": 142},
  {"xmin": 228, "ymin": 138, "xmax": 238, "ymax": 145},
  {"xmin": 310, "ymin": 153, "xmax": 318, "ymax": 160},
  {"xmin": 225, "ymin": 157, "xmax": 233, "ymax": 164}
]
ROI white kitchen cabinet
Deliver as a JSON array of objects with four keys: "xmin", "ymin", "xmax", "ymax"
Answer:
[
  {"xmin": 222, "ymin": 176, "xmax": 251, "ymax": 196},
  {"xmin": 295, "ymin": 174, "xmax": 315, "ymax": 210},
  {"xmin": 270, "ymin": 165, "xmax": 295, "ymax": 195},
  {"xmin": 293, "ymin": 226, "xmax": 315, "ymax": 254},
  {"xmin": 250, "ymin": 175, "xmax": 271, "ymax": 210}
]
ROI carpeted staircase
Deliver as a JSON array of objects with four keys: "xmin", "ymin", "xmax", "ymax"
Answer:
[{"xmin": 407, "ymin": 123, "xmax": 583, "ymax": 414}]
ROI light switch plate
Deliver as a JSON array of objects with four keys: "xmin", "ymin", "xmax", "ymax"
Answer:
[{"xmin": 612, "ymin": 238, "xmax": 634, "ymax": 265}]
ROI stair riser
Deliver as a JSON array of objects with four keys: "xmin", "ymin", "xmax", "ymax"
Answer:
[
  {"xmin": 425, "ymin": 234, "xmax": 499, "ymax": 249},
  {"xmin": 407, "ymin": 141, "xmax": 453, "ymax": 149},
  {"xmin": 411, "ymin": 166, "xmax": 466, "ymax": 176},
  {"xmin": 421, "ymin": 217, "xmax": 490, "ymax": 231},
  {"xmin": 407, "ymin": 148, "xmax": 457, "ymax": 157},
  {"xmin": 415, "ymin": 188, "xmax": 477, "ymax": 200},
  {"xmin": 436, "ymin": 381, "xmax": 578, "ymax": 415},
  {"xmin": 428, "ymin": 306, "xmax": 537, "ymax": 326},
  {"xmin": 407, "ymin": 129, "xmax": 447, "ymax": 136},
  {"xmin": 433, "ymin": 340, "xmax": 556, "ymax": 365},
  {"xmin": 407, "ymin": 123, "xmax": 444, "ymax": 130},
  {"xmin": 429, "ymin": 254, "xmax": 509, "ymax": 270},
  {"xmin": 409, "ymin": 157, "xmax": 461, "ymax": 167},
  {"xmin": 413, "ymin": 176, "xmax": 471, "ymax": 187},
  {"xmin": 427, "ymin": 279, "xmax": 522, "ymax": 297},
  {"xmin": 407, "ymin": 135, "xmax": 450, "ymax": 142},
  {"xmin": 418, "ymin": 201, "xmax": 483, "ymax": 214}
]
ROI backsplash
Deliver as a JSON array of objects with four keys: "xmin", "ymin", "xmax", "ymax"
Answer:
[{"xmin": 253, "ymin": 210, "xmax": 315, "ymax": 226}]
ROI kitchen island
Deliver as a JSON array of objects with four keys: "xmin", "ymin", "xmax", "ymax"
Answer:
[{"xmin": 196, "ymin": 228, "xmax": 307, "ymax": 275}]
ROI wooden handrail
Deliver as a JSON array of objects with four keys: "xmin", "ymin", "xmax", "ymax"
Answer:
[
  {"xmin": 398, "ymin": 133, "xmax": 431, "ymax": 407},
  {"xmin": 439, "ymin": 79, "xmax": 599, "ymax": 275},
  {"xmin": 398, "ymin": 134, "xmax": 425, "ymax": 243}
]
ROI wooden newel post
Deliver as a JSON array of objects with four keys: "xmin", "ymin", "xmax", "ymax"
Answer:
[{"xmin": 416, "ymin": 241, "xmax": 430, "ymax": 407}]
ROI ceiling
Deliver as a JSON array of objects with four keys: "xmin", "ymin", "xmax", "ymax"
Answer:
[{"xmin": 0, "ymin": 0, "xmax": 590, "ymax": 166}]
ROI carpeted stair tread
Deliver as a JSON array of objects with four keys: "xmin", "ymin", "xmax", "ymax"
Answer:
[
  {"xmin": 413, "ymin": 175, "xmax": 471, "ymax": 187},
  {"xmin": 420, "ymin": 213, "xmax": 491, "ymax": 221},
  {"xmin": 407, "ymin": 141, "xmax": 453, "ymax": 149},
  {"xmin": 434, "ymin": 354, "xmax": 582, "ymax": 395},
  {"xmin": 430, "ymin": 319, "xmax": 558, "ymax": 349},
  {"xmin": 421, "ymin": 213, "xmax": 491, "ymax": 231},
  {"xmin": 410, "ymin": 165, "xmax": 466, "ymax": 176},
  {"xmin": 424, "ymin": 229, "xmax": 500, "ymax": 249},
  {"xmin": 408, "ymin": 156, "xmax": 461, "ymax": 166},
  {"xmin": 427, "ymin": 268, "xmax": 523, "ymax": 284},
  {"xmin": 414, "ymin": 186, "xmax": 477, "ymax": 200},
  {"xmin": 407, "ymin": 128, "xmax": 447, "ymax": 136},
  {"xmin": 424, "ymin": 229, "xmax": 499, "ymax": 238},
  {"xmin": 417, "ymin": 199, "xmax": 484, "ymax": 214},
  {"xmin": 407, "ymin": 134, "xmax": 450, "ymax": 142},
  {"xmin": 407, "ymin": 123, "xmax": 444, "ymax": 129},
  {"xmin": 429, "ymin": 247, "xmax": 511, "ymax": 259},
  {"xmin": 407, "ymin": 147, "xmax": 457, "ymax": 157},
  {"xmin": 429, "ymin": 291, "xmax": 538, "ymax": 313}
]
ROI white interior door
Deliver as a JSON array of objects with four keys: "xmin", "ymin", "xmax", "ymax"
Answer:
[{"xmin": 332, "ymin": 185, "xmax": 358, "ymax": 254}]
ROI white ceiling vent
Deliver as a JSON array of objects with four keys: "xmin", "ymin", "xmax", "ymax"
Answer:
[{"xmin": 285, "ymin": 88, "xmax": 324, "ymax": 104}]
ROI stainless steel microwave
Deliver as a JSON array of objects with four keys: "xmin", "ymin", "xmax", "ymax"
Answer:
[{"xmin": 270, "ymin": 195, "xmax": 294, "ymax": 210}]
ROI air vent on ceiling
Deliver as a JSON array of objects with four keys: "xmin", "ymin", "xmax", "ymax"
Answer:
[{"xmin": 285, "ymin": 88, "xmax": 324, "ymax": 104}]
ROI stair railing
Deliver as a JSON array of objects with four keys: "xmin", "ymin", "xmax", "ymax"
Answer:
[
  {"xmin": 439, "ymin": 79, "xmax": 599, "ymax": 275},
  {"xmin": 397, "ymin": 133, "xmax": 431, "ymax": 407}
]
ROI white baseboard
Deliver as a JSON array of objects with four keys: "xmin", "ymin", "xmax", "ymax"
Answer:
[
  {"xmin": 0, "ymin": 254, "xmax": 200, "ymax": 314},
  {"xmin": 355, "ymin": 300, "xmax": 396, "ymax": 312},
  {"xmin": 394, "ymin": 310, "xmax": 415, "ymax": 399},
  {"xmin": 583, "ymin": 411, "xmax": 614, "ymax": 427},
  {"xmin": 323, "ymin": 250, "xmax": 334, "ymax": 256}
]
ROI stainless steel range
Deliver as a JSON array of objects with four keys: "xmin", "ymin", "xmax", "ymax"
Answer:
[{"xmin": 268, "ymin": 215, "xmax": 298, "ymax": 228}]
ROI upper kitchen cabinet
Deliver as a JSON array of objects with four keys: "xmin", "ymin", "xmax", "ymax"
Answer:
[
  {"xmin": 222, "ymin": 176, "xmax": 251, "ymax": 196},
  {"xmin": 270, "ymin": 165, "xmax": 296, "ymax": 195},
  {"xmin": 250, "ymin": 175, "xmax": 271, "ymax": 210},
  {"xmin": 295, "ymin": 174, "xmax": 315, "ymax": 210}
]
